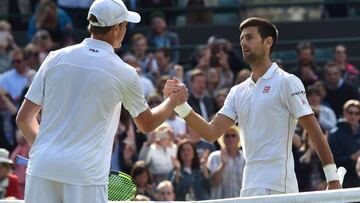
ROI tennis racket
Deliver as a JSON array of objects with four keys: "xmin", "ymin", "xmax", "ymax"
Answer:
[{"xmin": 15, "ymin": 155, "xmax": 137, "ymax": 201}]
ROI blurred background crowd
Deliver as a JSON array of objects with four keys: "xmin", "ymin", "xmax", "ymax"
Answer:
[{"xmin": 1, "ymin": 0, "xmax": 360, "ymax": 201}]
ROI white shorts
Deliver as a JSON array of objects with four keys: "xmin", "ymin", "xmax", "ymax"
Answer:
[
  {"xmin": 240, "ymin": 187, "xmax": 284, "ymax": 197},
  {"xmin": 25, "ymin": 175, "xmax": 107, "ymax": 203}
]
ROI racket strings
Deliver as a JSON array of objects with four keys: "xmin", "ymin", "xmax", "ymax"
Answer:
[{"xmin": 108, "ymin": 172, "xmax": 137, "ymax": 201}]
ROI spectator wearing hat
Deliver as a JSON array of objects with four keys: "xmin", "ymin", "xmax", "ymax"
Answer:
[
  {"xmin": 0, "ymin": 148, "xmax": 20, "ymax": 199},
  {"xmin": 207, "ymin": 126, "xmax": 245, "ymax": 199}
]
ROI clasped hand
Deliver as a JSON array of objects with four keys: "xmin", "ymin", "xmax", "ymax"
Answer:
[{"xmin": 163, "ymin": 77, "xmax": 188, "ymax": 106}]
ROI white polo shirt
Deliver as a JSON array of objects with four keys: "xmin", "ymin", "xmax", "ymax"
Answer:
[
  {"xmin": 25, "ymin": 38, "xmax": 148, "ymax": 185},
  {"xmin": 219, "ymin": 62, "xmax": 312, "ymax": 193}
]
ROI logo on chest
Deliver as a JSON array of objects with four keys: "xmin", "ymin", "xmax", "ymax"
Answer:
[{"xmin": 263, "ymin": 86, "xmax": 271, "ymax": 93}]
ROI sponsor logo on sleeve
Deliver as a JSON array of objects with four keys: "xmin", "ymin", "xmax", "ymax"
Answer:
[{"xmin": 291, "ymin": 90, "xmax": 305, "ymax": 97}]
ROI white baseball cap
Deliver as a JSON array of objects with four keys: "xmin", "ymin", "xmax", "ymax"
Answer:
[
  {"xmin": 88, "ymin": 0, "xmax": 141, "ymax": 27},
  {"xmin": 0, "ymin": 148, "xmax": 13, "ymax": 164}
]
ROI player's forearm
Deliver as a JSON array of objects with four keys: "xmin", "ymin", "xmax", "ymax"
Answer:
[
  {"xmin": 184, "ymin": 111, "xmax": 220, "ymax": 143},
  {"xmin": 301, "ymin": 115, "xmax": 335, "ymax": 166},
  {"xmin": 16, "ymin": 117, "xmax": 39, "ymax": 146},
  {"xmin": 148, "ymin": 98, "xmax": 176, "ymax": 130},
  {"xmin": 309, "ymin": 132, "xmax": 335, "ymax": 166},
  {"xmin": 135, "ymin": 98, "xmax": 176, "ymax": 133}
]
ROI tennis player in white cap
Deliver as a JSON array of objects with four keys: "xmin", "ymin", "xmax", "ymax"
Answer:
[{"xmin": 16, "ymin": 0, "xmax": 188, "ymax": 202}]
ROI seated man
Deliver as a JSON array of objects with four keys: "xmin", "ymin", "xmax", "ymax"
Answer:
[{"xmin": 155, "ymin": 180, "xmax": 175, "ymax": 201}]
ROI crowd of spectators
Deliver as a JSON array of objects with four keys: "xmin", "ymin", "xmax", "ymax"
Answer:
[{"xmin": 0, "ymin": 0, "xmax": 360, "ymax": 201}]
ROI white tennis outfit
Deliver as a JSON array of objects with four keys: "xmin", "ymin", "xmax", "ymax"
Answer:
[
  {"xmin": 25, "ymin": 38, "xmax": 148, "ymax": 202},
  {"xmin": 218, "ymin": 63, "xmax": 313, "ymax": 196}
]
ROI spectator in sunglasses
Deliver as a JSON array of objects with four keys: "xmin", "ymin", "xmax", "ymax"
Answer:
[
  {"xmin": 207, "ymin": 126, "xmax": 245, "ymax": 199},
  {"xmin": 328, "ymin": 99, "xmax": 360, "ymax": 188},
  {"xmin": 0, "ymin": 48, "xmax": 36, "ymax": 106},
  {"xmin": 24, "ymin": 43, "xmax": 40, "ymax": 71}
]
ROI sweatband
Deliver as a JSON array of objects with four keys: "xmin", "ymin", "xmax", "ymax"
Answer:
[
  {"xmin": 323, "ymin": 163, "xmax": 340, "ymax": 183},
  {"xmin": 175, "ymin": 102, "xmax": 192, "ymax": 118}
]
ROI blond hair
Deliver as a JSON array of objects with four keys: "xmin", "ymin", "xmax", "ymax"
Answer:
[
  {"xmin": 343, "ymin": 99, "xmax": 360, "ymax": 112},
  {"xmin": 217, "ymin": 125, "xmax": 240, "ymax": 149}
]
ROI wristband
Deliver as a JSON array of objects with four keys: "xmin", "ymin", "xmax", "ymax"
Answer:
[
  {"xmin": 175, "ymin": 102, "xmax": 192, "ymax": 118},
  {"xmin": 323, "ymin": 164, "xmax": 340, "ymax": 183}
]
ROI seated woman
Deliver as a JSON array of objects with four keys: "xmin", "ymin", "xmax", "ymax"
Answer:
[
  {"xmin": 170, "ymin": 139, "xmax": 210, "ymax": 200},
  {"xmin": 130, "ymin": 160, "xmax": 155, "ymax": 200},
  {"xmin": 27, "ymin": 0, "xmax": 73, "ymax": 46},
  {"xmin": 138, "ymin": 123, "xmax": 177, "ymax": 184}
]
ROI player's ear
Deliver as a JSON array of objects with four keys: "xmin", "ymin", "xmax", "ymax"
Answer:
[
  {"xmin": 119, "ymin": 22, "xmax": 127, "ymax": 31},
  {"xmin": 264, "ymin": 36, "xmax": 273, "ymax": 50}
]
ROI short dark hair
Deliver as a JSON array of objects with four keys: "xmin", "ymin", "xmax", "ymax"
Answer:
[
  {"xmin": 306, "ymin": 85, "xmax": 321, "ymax": 97},
  {"xmin": 155, "ymin": 48, "xmax": 171, "ymax": 58},
  {"xmin": 239, "ymin": 17, "xmax": 278, "ymax": 54},
  {"xmin": 130, "ymin": 160, "xmax": 153, "ymax": 185},
  {"xmin": 296, "ymin": 41, "xmax": 315, "ymax": 55},
  {"xmin": 87, "ymin": 14, "xmax": 114, "ymax": 35}
]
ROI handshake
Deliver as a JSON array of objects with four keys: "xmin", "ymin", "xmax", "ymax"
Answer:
[{"xmin": 163, "ymin": 77, "xmax": 193, "ymax": 118}]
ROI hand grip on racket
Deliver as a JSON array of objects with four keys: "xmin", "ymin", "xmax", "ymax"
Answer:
[{"xmin": 14, "ymin": 155, "xmax": 137, "ymax": 201}]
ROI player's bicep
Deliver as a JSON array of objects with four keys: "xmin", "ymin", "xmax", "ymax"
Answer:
[{"xmin": 133, "ymin": 107, "xmax": 151, "ymax": 132}]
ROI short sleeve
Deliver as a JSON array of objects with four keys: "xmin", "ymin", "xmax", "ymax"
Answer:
[
  {"xmin": 218, "ymin": 87, "xmax": 237, "ymax": 122},
  {"xmin": 122, "ymin": 70, "xmax": 149, "ymax": 117},
  {"xmin": 25, "ymin": 52, "xmax": 55, "ymax": 105},
  {"xmin": 281, "ymin": 75, "xmax": 313, "ymax": 118}
]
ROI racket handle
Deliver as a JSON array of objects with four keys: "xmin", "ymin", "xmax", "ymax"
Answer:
[
  {"xmin": 337, "ymin": 167, "xmax": 346, "ymax": 186},
  {"xmin": 15, "ymin": 155, "xmax": 29, "ymax": 166}
]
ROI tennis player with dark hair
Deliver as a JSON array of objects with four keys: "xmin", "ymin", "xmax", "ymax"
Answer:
[
  {"xmin": 165, "ymin": 17, "xmax": 342, "ymax": 197},
  {"xmin": 16, "ymin": 0, "xmax": 187, "ymax": 202}
]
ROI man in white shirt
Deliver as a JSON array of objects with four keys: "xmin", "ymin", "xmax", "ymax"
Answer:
[
  {"xmin": 0, "ymin": 48, "xmax": 36, "ymax": 105},
  {"xmin": 16, "ymin": 0, "xmax": 187, "ymax": 203},
  {"xmin": 165, "ymin": 17, "xmax": 341, "ymax": 197}
]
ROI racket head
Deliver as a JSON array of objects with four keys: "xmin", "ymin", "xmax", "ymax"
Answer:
[{"xmin": 108, "ymin": 170, "xmax": 137, "ymax": 201}]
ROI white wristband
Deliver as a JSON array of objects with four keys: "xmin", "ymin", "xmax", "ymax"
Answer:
[
  {"xmin": 174, "ymin": 102, "xmax": 192, "ymax": 118},
  {"xmin": 323, "ymin": 164, "xmax": 340, "ymax": 183}
]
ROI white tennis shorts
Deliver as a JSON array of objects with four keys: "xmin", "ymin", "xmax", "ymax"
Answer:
[
  {"xmin": 25, "ymin": 175, "xmax": 107, "ymax": 203},
  {"xmin": 240, "ymin": 187, "xmax": 284, "ymax": 197}
]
